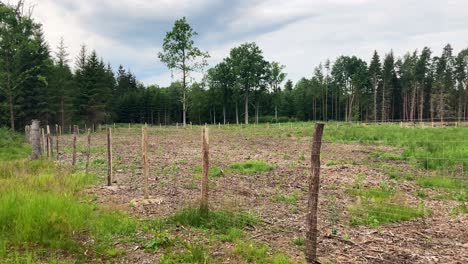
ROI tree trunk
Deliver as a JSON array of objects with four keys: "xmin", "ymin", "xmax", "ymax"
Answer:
[
  {"xmin": 305, "ymin": 123, "xmax": 324, "ymax": 263},
  {"xmin": 381, "ymin": 84, "xmax": 386, "ymax": 122},
  {"xmin": 235, "ymin": 102, "xmax": 239, "ymax": 125},
  {"xmin": 275, "ymin": 104, "xmax": 278, "ymax": 121},
  {"xmin": 223, "ymin": 105, "xmax": 226, "ymax": 125},
  {"xmin": 9, "ymin": 93, "xmax": 15, "ymax": 131},
  {"xmin": 61, "ymin": 97, "xmax": 65, "ymax": 134},
  {"xmin": 244, "ymin": 93, "xmax": 249, "ymax": 124},
  {"xmin": 182, "ymin": 83, "xmax": 187, "ymax": 126},
  {"xmin": 419, "ymin": 87, "xmax": 424, "ymax": 122},
  {"xmin": 373, "ymin": 79, "xmax": 378, "ymax": 122},
  {"xmin": 255, "ymin": 102, "xmax": 259, "ymax": 124}
]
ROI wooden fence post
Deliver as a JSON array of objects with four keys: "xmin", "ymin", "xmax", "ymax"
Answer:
[
  {"xmin": 30, "ymin": 120, "xmax": 41, "ymax": 159},
  {"xmin": 142, "ymin": 127, "xmax": 149, "ymax": 198},
  {"xmin": 305, "ymin": 123, "xmax": 325, "ymax": 264},
  {"xmin": 46, "ymin": 125, "xmax": 52, "ymax": 158},
  {"xmin": 72, "ymin": 125, "xmax": 77, "ymax": 166},
  {"xmin": 200, "ymin": 125, "xmax": 210, "ymax": 214},
  {"xmin": 41, "ymin": 128, "xmax": 46, "ymax": 155},
  {"xmin": 85, "ymin": 129, "xmax": 91, "ymax": 174},
  {"xmin": 56, "ymin": 125, "xmax": 60, "ymax": 160},
  {"xmin": 107, "ymin": 128, "xmax": 113, "ymax": 186}
]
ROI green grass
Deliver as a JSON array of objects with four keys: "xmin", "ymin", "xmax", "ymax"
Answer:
[
  {"xmin": 167, "ymin": 207, "xmax": 258, "ymax": 234},
  {"xmin": 379, "ymin": 164, "xmax": 415, "ymax": 181},
  {"xmin": 416, "ymin": 176, "xmax": 466, "ymax": 189},
  {"xmin": 0, "ymin": 129, "xmax": 138, "ymax": 261},
  {"xmin": 346, "ymin": 183, "xmax": 396, "ymax": 201},
  {"xmin": 322, "ymin": 123, "xmax": 468, "ymax": 171},
  {"xmin": 229, "ymin": 160, "xmax": 274, "ymax": 174},
  {"xmin": 349, "ymin": 202, "xmax": 428, "ymax": 226},
  {"xmin": 0, "ymin": 161, "xmax": 137, "ymax": 259},
  {"xmin": 369, "ymin": 151, "xmax": 405, "ymax": 161},
  {"xmin": 193, "ymin": 165, "xmax": 224, "ymax": 178},
  {"xmin": 233, "ymin": 241, "xmax": 295, "ymax": 264},
  {"xmin": 0, "ymin": 128, "xmax": 30, "ymax": 161},
  {"xmin": 272, "ymin": 191, "xmax": 301, "ymax": 204},
  {"xmin": 159, "ymin": 243, "xmax": 211, "ymax": 264},
  {"xmin": 292, "ymin": 237, "xmax": 305, "ymax": 246}
]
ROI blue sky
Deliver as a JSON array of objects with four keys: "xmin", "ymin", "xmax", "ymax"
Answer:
[{"xmin": 24, "ymin": 0, "xmax": 468, "ymax": 86}]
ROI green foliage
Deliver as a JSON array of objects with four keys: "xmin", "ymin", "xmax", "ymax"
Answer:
[
  {"xmin": 0, "ymin": 128, "xmax": 30, "ymax": 161},
  {"xmin": 346, "ymin": 183, "xmax": 396, "ymax": 201},
  {"xmin": 167, "ymin": 207, "xmax": 258, "ymax": 234},
  {"xmin": 159, "ymin": 243, "xmax": 210, "ymax": 264},
  {"xmin": 229, "ymin": 160, "xmax": 274, "ymax": 174},
  {"xmin": 233, "ymin": 241, "xmax": 295, "ymax": 264},
  {"xmin": 272, "ymin": 191, "xmax": 301, "ymax": 204},
  {"xmin": 218, "ymin": 228, "xmax": 244, "ymax": 242},
  {"xmin": 292, "ymin": 237, "xmax": 305, "ymax": 246},
  {"xmin": 349, "ymin": 202, "xmax": 428, "ymax": 227},
  {"xmin": 369, "ymin": 151, "xmax": 405, "ymax": 161},
  {"xmin": 144, "ymin": 230, "xmax": 174, "ymax": 251},
  {"xmin": 193, "ymin": 165, "xmax": 224, "ymax": 178},
  {"xmin": 0, "ymin": 157, "xmax": 137, "ymax": 258},
  {"xmin": 416, "ymin": 176, "xmax": 466, "ymax": 189}
]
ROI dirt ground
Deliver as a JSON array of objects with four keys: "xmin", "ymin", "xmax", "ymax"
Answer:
[{"xmin": 57, "ymin": 126, "xmax": 467, "ymax": 263}]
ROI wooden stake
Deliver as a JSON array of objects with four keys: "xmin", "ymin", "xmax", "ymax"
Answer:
[
  {"xmin": 56, "ymin": 125, "xmax": 60, "ymax": 160},
  {"xmin": 200, "ymin": 126, "xmax": 210, "ymax": 214},
  {"xmin": 85, "ymin": 129, "xmax": 91, "ymax": 174},
  {"xmin": 305, "ymin": 123, "xmax": 324, "ymax": 264},
  {"xmin": 142, "ymin": 127, "xmax": 149, "ymax": 198},
  {"xmin": 41, "ymin": 128, "xmax": 46, "ymax": 155},
  {"xmin": 30, "ymin": 120, "xmax": 41, "ymax": 159},
  {"xmin": 72, "ymin": 126, "xmax": 77, "ymax": 166},
  {"xmin": 107, "ymin": 128, "xmax": 113, "ymax": 186},
  {"xmin": 46, "ymin": 125, "xmax": 52, "ymax": 158}
]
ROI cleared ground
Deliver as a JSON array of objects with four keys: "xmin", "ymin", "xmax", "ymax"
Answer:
[{"xmin": 54, "ymin": 123, "xmax": 467, "ymax": 263}]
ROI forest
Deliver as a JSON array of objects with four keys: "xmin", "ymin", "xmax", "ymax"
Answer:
[{"xmin": 1, "ymin": 2, "xmax": 468, "ymax": 131}]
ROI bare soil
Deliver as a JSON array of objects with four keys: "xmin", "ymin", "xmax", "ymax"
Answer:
[{"xmin": 58, "ymin": 126, "xmax": 467, "ymax": 263}]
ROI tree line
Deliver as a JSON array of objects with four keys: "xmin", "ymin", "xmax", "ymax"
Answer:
[{"xmin": 1, "ymin": 2, "xmax": 467, "ymax": 131}]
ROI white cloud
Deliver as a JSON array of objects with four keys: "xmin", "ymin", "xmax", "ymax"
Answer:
[{"xmin": 11, "ymin": 0, "xmax": 468, "ymax": 86}]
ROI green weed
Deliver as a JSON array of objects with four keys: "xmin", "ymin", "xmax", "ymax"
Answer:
[{"xmin": 229, "ymin": 160, "xmax": 274, "ymax": 174}]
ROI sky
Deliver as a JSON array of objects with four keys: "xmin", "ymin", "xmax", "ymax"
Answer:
[{"xmin": 17, "ymin": 0, "xmax": 468, "ymax": 86}]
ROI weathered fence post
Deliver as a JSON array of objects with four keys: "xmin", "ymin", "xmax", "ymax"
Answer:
[
  {"xmin": 85, "ymin": 129, "xmax": 91, "ymax": 174},
  {"xmin": 200, "ymin": 125, "xmax": 210, "ymax": 214},
  {"xmin": 25, "ymin": 125, "xmax": 30, "ymax": 143},
  {"xmin": 72, "ymin": 125, "xmax": 77, "ymax": 166},
  {"xmin": 305, "ymin": 123, "xmax": 325, "ymax": 264},
  {"xmin": 107, "ymin": 128, "xmax": 113, "ymax": 186},
  {"xmin": 41, "ymin": 128, "xmax": 46, "ymax": 155},
  {"xmin": 56, "ymin": 125, "xmax": 60, "ymax": 160},
  {"xmin": 46, "ymin": 125, "xmax": 52, "ymax": 158},
  {"xmin": 142, "ymin": 127, "xmax": 149, "ymax": 198},
  {"xmin": 30, "ymin": 120, "xmax": 41, "ymax": 160}
]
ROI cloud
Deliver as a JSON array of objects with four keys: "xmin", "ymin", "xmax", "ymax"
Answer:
[{"xmin": 12, "ymin": 0, "xmax": 468, "ymax": 86}]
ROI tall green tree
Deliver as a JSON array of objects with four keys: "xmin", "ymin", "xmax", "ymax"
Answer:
[
  {"xmin": 266, "ymin": 61, "xmax": 286, "ymax": 121},
  {"xmin": 226, "ymin": 42, "xmax": 268, "ymax": 124},
  {"xmin": 368, "ymin": 51, "xmax": 381, "ymax": 121},
  {"xmin": 158, "ymin": 17, "xmax": 209, "ymax": 126}
]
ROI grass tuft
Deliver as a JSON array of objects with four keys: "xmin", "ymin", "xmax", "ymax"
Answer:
[
  {"xmin": 349, "ymin": 202, "xmax": 428, "ymax": 227},
  {"xmin": 229, "ymin": 160, "xmax": 274, "ymax": 173},
  {"xmin": 167, "ymin": 207, "xmax": 258, "ymax": 234}
]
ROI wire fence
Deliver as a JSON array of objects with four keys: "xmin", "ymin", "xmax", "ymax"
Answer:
[{"xmin": 33, "ymin": 121, "xmax": 467, "ymax": 263}]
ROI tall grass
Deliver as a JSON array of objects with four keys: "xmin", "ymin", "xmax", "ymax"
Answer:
[{"xmin": 0, "ymin": 128, "xmax": 137, "ymax": 260}]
